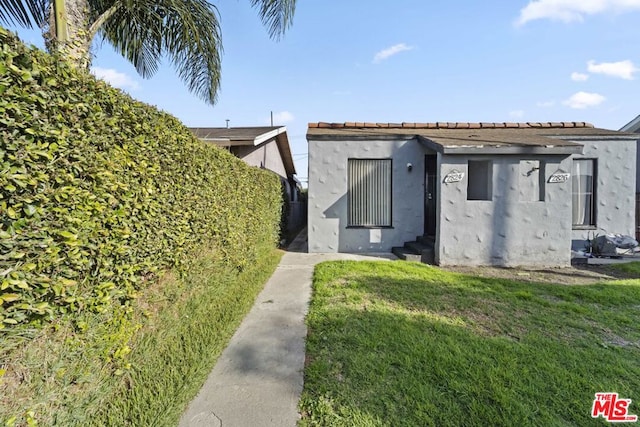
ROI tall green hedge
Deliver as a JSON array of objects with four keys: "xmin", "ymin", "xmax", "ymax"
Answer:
[{"xmin": 0, "ymin": 28, "xmax": 282, "ymax": 327}]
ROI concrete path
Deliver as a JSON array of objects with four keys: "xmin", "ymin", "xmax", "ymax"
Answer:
[{"xmin": 179, "ymin": 229, "xmax": 395, "ymax": 427}]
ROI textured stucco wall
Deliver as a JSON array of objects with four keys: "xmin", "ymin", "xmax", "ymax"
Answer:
[
  {"xmin": 308, "ymin": 136, "xmax": 637, "ymax": 264},
  {"xmin": 437, "ymin": 155, "xmax": 573, "ymax": 267},
  {"xmin": 571, "ymin": 139, "xmax": 636, "ymax": 250},
  {"xmin": 636, "ymin": 140, "xmax": 640, "ymax": 192},
  {"xmin": 308, "ymin": 138, "xmax": 428, "ymax": 252},
  {"xmin": 232, "ymin": 140, "xmax": 287, "ymax": 179}
]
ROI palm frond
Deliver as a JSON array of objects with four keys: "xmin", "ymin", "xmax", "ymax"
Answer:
[
  {"xmin": 0, "ymin": 0, "xmax": 49, "ymax": 28},
  {"xmin": 250, "ymin": 0, "xmax": 296, "ymax": 40},
  {"xmin": 99, "ymin": 2, "xmax": 163, "ymax": 78},
  {"xmin": 99, "ymin": 0, "xmax": 222, "ymax": 105},
  {"xmin": 84, "ymin": 0, "xmax": 296, "ymax": 105},
  {"xmin": 161, "ymin": 0, "xmax": 222, "ymax": 105}
]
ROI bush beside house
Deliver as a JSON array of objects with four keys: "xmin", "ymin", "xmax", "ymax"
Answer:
[{"xmin": 0, "ymin": 27, "xmax": 282, "ymax": 424}]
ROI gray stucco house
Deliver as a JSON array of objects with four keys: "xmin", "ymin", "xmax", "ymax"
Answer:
[
  {"xmin": 189, "ymin": 126, "xmax": 305, "ymax": 232},
  {"xmin": 620, "ymin": 115, "xmax": 640, "ymax": 240},
  {"xmin": 307, "ymin": 122, "xmax": 638, "ymax": 267}
]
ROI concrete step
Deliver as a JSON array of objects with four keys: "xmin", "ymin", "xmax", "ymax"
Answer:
[
  {"xmin": 420, "ymin": 246, "xmax": 435, "ymax": 264},
  {"xmin": 392, "ymin": 246, "xmax": 422, "ymax": 262},
  {"xmin": 392, "ymin": 240, "xmax": 435, "ymax": 264},
  {"xmin": 416, "ymin": 235, "xmax": 436, "ymax": 246},
  {"xmin": 405, "ymin": 241, "xmax": 431, "ymax": 254}
]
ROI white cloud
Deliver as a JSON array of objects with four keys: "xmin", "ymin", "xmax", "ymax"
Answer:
[
  {"xmin": 91, "ymin": 67, "xmax": 139, "ymax": 90},
  {"xmin": 562, "ymin": 91, "xmax": 606, "ymax": 109},
  {"xmin": 587, "ymin": 59, "xmax": 638, "ymax": 79},
  {"xmin": 373, "ymin": 43, "xmax": 413, "ymax": 63},
  {"xmin": 537, "ymin": 100, "xmax": 556, "ymax": 107},
  {"xmin": 270, "ymin": 111, "xmax": 294, "ymax": 124},
  {"xmin": 516, "ymin": 0, "xmax": 640, "ymax": 25},
  {"xmin": 509, "ymin": 110, "xmax": 525, "ymax": 119},
  {"xmin": 571, "ymin": 72, "xmax": 589, "ymax": 81}
]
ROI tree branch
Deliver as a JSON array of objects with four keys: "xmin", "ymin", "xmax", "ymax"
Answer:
[{"xmin": 88, "ymin": 1, "xmax": 121, "ymax": 41}]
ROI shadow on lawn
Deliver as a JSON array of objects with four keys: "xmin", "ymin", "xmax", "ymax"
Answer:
[
  {"xmin": 304, "ymin": 304, "xmax": 635, "ymax": 427},
  {"xmin": 441, "ymin": 262, "xmax": 640, "ymax": 285},
  {"xmin": 302, "ymin": 263, "xmax": 640, "ymax": 426},
  {"xmin": 350, "ymin": 267, "xmax": 640, "ymax": 311}
]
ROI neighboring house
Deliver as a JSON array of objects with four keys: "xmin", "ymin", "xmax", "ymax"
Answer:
[
  {"xmin": 190, "ymin": 126, "xmax": 305, "ymax": 232},
  {"xmin": 620, "ymin": 115, "xmax": 640, "ymax": 240},
  {"xmin": 620, "ymin": 115, "xmax": 640, "ymax": 133},
  {"xmin": 307, "ymin": 122, "xmax": 638, "ymax": 267}
]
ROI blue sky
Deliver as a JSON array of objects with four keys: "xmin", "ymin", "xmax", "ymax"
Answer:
[{"xmin": 8, "ymin": 0, "xmax": 640, "ymax": 183}]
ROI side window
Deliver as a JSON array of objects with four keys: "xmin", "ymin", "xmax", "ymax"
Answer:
[
  {"xmin": 348, "ymin": 159, "xmax": 392, "ymax": 227},
  {"xmin": 467, "ymin": 160, "xmax": 492, "ymax": 201},
  {"xmin": 572, "ymin": 159, "xmax": 596, "ymax": 227}
]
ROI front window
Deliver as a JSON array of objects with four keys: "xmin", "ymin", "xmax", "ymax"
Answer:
[
  {"xmin": 467, "ymin": 160, "xmax": 493, "ymax": 201},
  {"xmin": 348, "ymin": 159, "xmax": 392, "ymax": 227},
  {"xmin": 572, "ymin": 159, "xmax": 596, "ymax": 227}
]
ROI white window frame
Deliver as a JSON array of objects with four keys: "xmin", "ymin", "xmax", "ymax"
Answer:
[{"xmin": 572, "ymin": 159, "xmax": 597, "ymax": 229}]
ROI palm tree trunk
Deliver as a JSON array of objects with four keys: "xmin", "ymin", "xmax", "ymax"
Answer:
[
  {"xmin": 47, "ymin": 0, "xmax": 92, "ymax": 68},
  {"xmin": 52, "ymin": 0, "xmax": 68, "ymax": 43}
]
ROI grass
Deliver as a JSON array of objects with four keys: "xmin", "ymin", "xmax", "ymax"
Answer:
[
  {"xmin": 1, "ymin": 246, "xmax": 282, "ymax": 426},
  {"xmin": 605, "ymin": 261, "xmax": 640, "ymax": 276},
  {"xmin": 300, "ymin": 261, "xmax": 640, "ymax": 426}
]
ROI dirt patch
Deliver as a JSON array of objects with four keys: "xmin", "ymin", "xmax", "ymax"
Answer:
[{"xmin": 441, "ymin": 264, "xmax": 636, "ymax": 285}]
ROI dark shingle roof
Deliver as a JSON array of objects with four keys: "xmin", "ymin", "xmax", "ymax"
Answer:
[
  {"xmin": 189, "ymin": 126, "xmax": 296, "ymax": 176},
  {"xmin": 189, "ymin": 126, "xmax": 282, "ymax": 141}
]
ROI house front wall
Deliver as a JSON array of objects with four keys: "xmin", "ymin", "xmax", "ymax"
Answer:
[
  {"xmin": 308, "ymin": 135, "xmax": 637, "ymax": 265},
  {"xmin": 570, "ymin": 139, "xmax": 636, "ymax": 250},
  {"xmin": 231, "ymin": 139, "xmax": 288, "ymax": 179},
  {"xmin": 437, "ymin": 154, "xmax": 573, "ymax": 267},
  {"xmin": 308, "ymin": 138, "xmax": 428, "ymax": 252}
]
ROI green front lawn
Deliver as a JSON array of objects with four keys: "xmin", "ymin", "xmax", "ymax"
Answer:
[
  {"xmin": 606, "ymin": 261, "xmax": 640, "ymax": 276},
  {"xmin": 300, "ymin": 261, "xmax": 640, "ymax": 426}
]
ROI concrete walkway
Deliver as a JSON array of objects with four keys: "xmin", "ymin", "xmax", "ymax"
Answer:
[{"xmin": 179, "ymin": 229, "xmax": 395, "ymax": 427}]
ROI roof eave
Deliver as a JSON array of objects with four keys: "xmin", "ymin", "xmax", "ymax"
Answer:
[
  {"xmin": 551, "ymin": 134, "xmax": 640, "ymax": 141},
  {"xmin": 440, "ymin": 146, "xmax": 584, "ymax": 155},
  {"xmin": 307, "ymin": 134, "xmax": 416, "ymax": 141},
  {"xmin": 189, "ymin": 126, "xmax": 286, "ymax": 146},
  {"xmin": 417, "ymin": 136, "xmax": 444, "ymax": 153},
  {"xmin": 416, "ymin": 135, "xmax": 583, "ymax": 155},
  {"xmin": 201, "ymin": 138, "xmax": 247, "ymax": 146},
  {"xmin": 620, "ymin": 114, "xmax": 640, "ymax": 133},
  {"xmin": 275, "ymin": 129, "xmax": 296, "ymax": 177},
  {"xmin": 254, "ymin": 126, "xmax": 287, "ymax": 146}
]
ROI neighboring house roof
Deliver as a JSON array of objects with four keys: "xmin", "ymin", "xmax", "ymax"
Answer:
[
  {"xmin": 307, "ymin": 122, "xmax": 637, "ymax": 155},
  {"xmin": 620, "ymin": 115, "xmax": 640, "ymax": 133},
  {"xmin": 190, "ymin": 126, "xmax": 296, "ymax": 176}
]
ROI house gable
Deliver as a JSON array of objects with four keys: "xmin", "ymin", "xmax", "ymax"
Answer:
[{"xmin": 189, "ymin": 126, "xmax": 296, "ymax": 179}]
